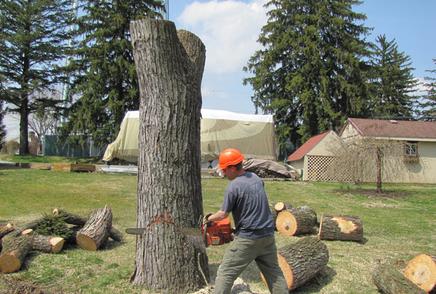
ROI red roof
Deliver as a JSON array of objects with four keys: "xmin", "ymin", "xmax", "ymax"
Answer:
[
  {"xmin": 287, "ymin": 131, "xmax": 330, "ymax": 162},
  {"xmin": 344, "ymin": 118, "xmax": 436, "ymax": 139}
]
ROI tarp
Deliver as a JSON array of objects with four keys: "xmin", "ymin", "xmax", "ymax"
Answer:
[{"xmin": 103, "ymin": 109, "xmax": 277, "ymax": 162}]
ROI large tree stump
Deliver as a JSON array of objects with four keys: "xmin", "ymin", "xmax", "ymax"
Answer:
[
  {"xmin": 0, "ymin": 233, "xmax": 32, "ymax": 273},
  {"xmin": 404, "ymin": 254, "xmax": 436, "ymax": 292},
  {"xmin": 318, "ymin": 215, "xmax": 363, "ymax": 242},
  {"xmin": 76, "ymin": 206, "xmax": 112, "ymax": 251},
  {"xmin": 373, "ymin": 261, "xmax": 426, "ymax": 294},
  {"xmin": 261, "ymin": 237, "xmax": 329, "ymax": 290},
  {"xmin": 130, "ymin": 18, "xmax": 208, "ymax": 293},
  {"xmin": 53, "ymin": 208, "xmax": 123, "ymax": 242},
  {"xmin": 276, "ymin": 206, "xmax": 317, "ymax": 236}
]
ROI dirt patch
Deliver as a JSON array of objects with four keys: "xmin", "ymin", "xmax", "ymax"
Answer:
[{"xmin": 0, "ymin": 277, "xmax": 54, "ymax": 294}]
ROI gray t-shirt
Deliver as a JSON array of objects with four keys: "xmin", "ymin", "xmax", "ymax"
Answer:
[{"xmin": 221, "ymin": 171, "xmax": 274, "ymax": 239}]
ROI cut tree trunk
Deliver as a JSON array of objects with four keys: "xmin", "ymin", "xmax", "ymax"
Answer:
[
  {"xmin": 318, "ymin": 215, "xmax": 363, "ymax": 242},
  {"xmin": 130, "ymin": 18, "xmax": 208, "ymax": 293},
  {"xmin": 274, "ymin": 202, "xmax": 292, "ymax": 213},
  {"xmin": 53, "ymin": 208, "xmax": 122, "ymax": 242},
  {"xmin": 373, "ymin": 261, "xmax": 426, "ymax": 294},
  {"xmin": 276, "ymin": 206, "xmax": 317, "ymax": 236},
  {"xmin": 76, "ymin": 206, "xmax": 112, "ymax": 251},
  {"xmin": 0, "ymin": 233, "xmax": 32, "ymax": 273},
  {"xmin": 0, "ymin": 223, "xmax": 14, "ymax": 239},
  {"xmin": 261, "ymin": 237, "xmax": 329, "ymax": 290},
  {"xmin": 31, "ymin": 234, "xmax": 65, "ymax": 253},
  {"xmin": 403, "ymin": 254, "xmax": 436, "ymax": 292}
]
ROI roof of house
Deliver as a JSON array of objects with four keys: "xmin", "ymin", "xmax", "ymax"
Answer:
[
  {"xmin": 343, "ymin": 118, "xmax": 436, "ymax": 140},
  {"xmin": 287, "ymin": 131, "xmax": 330, "ymax": 162}
]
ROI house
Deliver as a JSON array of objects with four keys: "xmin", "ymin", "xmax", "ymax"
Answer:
[
  {"xmin": 340, "ymin": 118, "xmax": 436, "ymax": 184},
  {"xmin": 287, "ymin": 130, "xmax": 344, "ymax": 181}
]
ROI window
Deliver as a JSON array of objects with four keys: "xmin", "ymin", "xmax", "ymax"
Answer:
[{"xmin": 404, "ymin": 142, "xmax": 418, "ymax": 157}]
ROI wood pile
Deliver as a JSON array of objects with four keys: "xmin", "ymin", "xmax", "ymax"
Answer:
[{"xmin": 0, "ymin": 206, "xmax": 122, "ymax": 273}]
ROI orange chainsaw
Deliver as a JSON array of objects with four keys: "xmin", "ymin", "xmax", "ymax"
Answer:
[{"xmin": 200, "ymin": 215, "xmax": 233, "ymax": 247}]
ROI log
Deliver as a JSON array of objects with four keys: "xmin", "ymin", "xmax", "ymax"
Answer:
[
  {"xmin": 274, "ymin": 202, "xmax": 292, "ymax": 213},
  {"xmin": 276, "ymin": 206, "xmax": 317, "ymax": 236},
  {"xmin": 404, "ymin": 254, "xmax": 436, "ymax": 292},
  {"xmin": 0, "ymin": 223, "xmax": 14, "ymax": 239},
  {"xmin": 53, "ymin": 208, "xmax": 122, "ymax": 242},
  {"xmin": 20, "ymin": 229, "xmax": 65, "ymax": 253},
  {"xmin": 0, "ymin": 233, "xmax": 32, "ymax": 273},
  {"xmin": 318, "ymin": 215, "xmax": 363, "ymax": 242},
  {"xmin": 261, "ymin": 237, "xmax": 329, "ymax": 290},
  {"xmin": 76, "ymin": 206, "xmax": 112, "ymax": 251},
  {"xmin": 373, "ymin": 261, "xmax": 426, "ymax": 294}
]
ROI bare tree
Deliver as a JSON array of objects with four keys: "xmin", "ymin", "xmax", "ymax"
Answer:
[
  {"xmin": 130, "ymin": 18, "xmax": 208, "ymax": 293},
  {"xmin": 328, "ymin": 138, "xmax": 404, "ymax": 192}
]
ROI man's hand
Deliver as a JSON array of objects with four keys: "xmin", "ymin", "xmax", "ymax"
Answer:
[{"xmin": 202, "ymin": 213, "xmax": 212, "ymax": 225}]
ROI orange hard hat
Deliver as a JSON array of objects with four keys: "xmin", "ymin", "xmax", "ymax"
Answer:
[{"xmin": 219, "ymin": 148, "xmax": 244, "ymax": 170}]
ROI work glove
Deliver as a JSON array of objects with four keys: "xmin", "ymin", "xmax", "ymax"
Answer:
[{"xmin": 202, "ymin": 213, "xmax": 212, "ymax": 225}]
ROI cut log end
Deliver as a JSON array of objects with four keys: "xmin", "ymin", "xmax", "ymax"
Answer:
[
  {"xmin": 50, "ymin": 237, "xmax": 65, "ymax": 253},
  {"xmin": 0, "ymin": 253, "xmax": 21, "ymax": 273},
  {"xmin": 331, "ymin": 217, "xmax": 357, "ymax": 233},
  {"xmin": 276, "ymin": 211, "xmax": 297, "ymax": 236},
  {"xmin": 21, "ymin": 229, "xmax": 33, "ymax": 236},
  {"xmin": 404, "ymin": 254, "xmax": 436, "ymax": 292},
  {"xmin": 53, "ymin": 208, "xmax": 60, "ymax": 216},
  {"xmin": 274, "ymin": 202, "xmax": 286, "ymax": 213},
  {"xmin": 259, "ymin": 254, "xmax": 294, "ymax": 290},
  {"xmin": 76, "ymin": 234, "xmax": 98, "ymax": 251}
]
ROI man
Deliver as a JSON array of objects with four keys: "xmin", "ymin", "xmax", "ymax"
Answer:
[{"xmin": 205, "ymin": 148, "xmax": 288, "ymax": 294}]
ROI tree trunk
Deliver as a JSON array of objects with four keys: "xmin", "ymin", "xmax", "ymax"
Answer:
[
  {"xmin": 276, "ymin": 206, "xmax": 317, "ymax": 236},
  {"xmin": 261, "ymin": 237, "xmax": 329, "ymax": 290},
  {"xmin": 0, "ymin": 233, "xmax": 32, "ymax": 273},
  {"xmin": 130, "ymin": 18, "xmax": 208, "ymax": 293},
  {"xmin": 373, "ymin": 261, "xmax": 426, "ymax": 294},
  {"xmin": 31, "ymin": 233, "xmax": 65, "ymax": 253},
  {"xmin": 53, "ymin": 208, "xmax": 123, "ymax": 242},
  {"xmin": 318, "ymin": 215, "xmax": 363, "ymax": 242},
  {"xmin": 403, "ymin": 254, "xmax": 436, "ymax": 292},
  {"xmin": 76, "ymin": 206, "xmax": 112, "ymax": 251}
]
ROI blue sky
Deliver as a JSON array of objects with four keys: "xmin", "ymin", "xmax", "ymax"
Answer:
[
  {"xmin": 170, "ymin": 0, "xmax": 436, "ymax": 114},
  {"xmin": 4, "ymin": 0, "xmax": 436, "ymax": 140}
]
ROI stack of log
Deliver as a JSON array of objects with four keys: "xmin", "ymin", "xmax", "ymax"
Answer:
[
  {"xmin": 273, "ymin": 201, "xmax": 364, "ymax": 242},
  {"xmin": 373, "ymin": 254, "xmax": 436, "ymax": 293},
  {"xmin": 0, "ymin": 206, "xmax": 122, "ymax": 273}
]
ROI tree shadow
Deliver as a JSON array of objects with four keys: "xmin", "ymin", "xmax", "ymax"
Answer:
[{"xmin": 291, "ymin": 266, "xmax": 337, "ymax": 293}]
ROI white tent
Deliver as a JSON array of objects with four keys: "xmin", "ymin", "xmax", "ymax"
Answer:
[{"xmin": 103, "ymin": 109, "xmax": 277, "ymax": 162}]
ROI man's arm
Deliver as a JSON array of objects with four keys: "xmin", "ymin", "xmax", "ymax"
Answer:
[{"xmin": 206, "ymin": 210, "xmax": 228, "ymax": 222}]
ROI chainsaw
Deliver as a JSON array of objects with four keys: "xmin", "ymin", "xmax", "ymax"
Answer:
[
  {"xmin": 200, "ymin": 215, "xmax": 234, "ymax": 247},
  {"xmin": 126, "ymin": 215, "xmax": 233, "ymax": 247}
]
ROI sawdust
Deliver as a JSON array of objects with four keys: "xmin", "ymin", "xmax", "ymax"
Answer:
[{"xmin": 189, "ymin": 278, "xmax": 257, "ymax": 294}]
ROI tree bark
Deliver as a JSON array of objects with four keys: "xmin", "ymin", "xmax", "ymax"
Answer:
[
  {"xmin": 76, "ymin": 206, "xmax": 112, "ymax": 251},
  {"xmin": 30, "ymin": 233, "xmax": 65, "ymax": 253},
  {"xmin": 318, "ymin": 215, "xmax": 363, "ymax": 242},
  {"xmin": 373, "ymin": 261, "xmax": 426, "ymax": 294},
  {"xmin": 0, "ymin": 233, "xmax": 32, "ymax": 273},
  {"xmin": 53, "ymin": 208, "xmax": 123, "ymax": 242},
  {"xmin": 276, "ymin": 206, "xmax": 317, "ymax": 236},
  {"xmin": 261, "ymin": 237, "xmax": 329, "ymax": 290},
  {"xmin": 403, "ymin": 254, "xmax": 436, "ymax": 292},
  {"xmin": 130, "ymin": 18, "xmax": 208, "ymax": 293}
]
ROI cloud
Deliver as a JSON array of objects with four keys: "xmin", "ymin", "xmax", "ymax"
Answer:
[{"xmin": 178, "ymin": 0, "xmax": 268, "ymax": 74}]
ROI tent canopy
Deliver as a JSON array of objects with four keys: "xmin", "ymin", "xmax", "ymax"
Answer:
[{"xmin": 103, "ymin": 109, "xmax": 277, "ymax": 162}]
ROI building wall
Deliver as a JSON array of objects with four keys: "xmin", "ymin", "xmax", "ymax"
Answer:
[{"xmin": 308, "ymin": 131, "xmax": 344, "ymax": 156}]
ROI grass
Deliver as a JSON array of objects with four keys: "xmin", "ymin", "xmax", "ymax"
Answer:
[{"xmin": 0, "ymin": 169, "xmax": 435, "ymax": 293}]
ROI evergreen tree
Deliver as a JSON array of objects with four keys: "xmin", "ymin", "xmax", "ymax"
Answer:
[
  {"xmin": 61, "ymin": 0, "xmax": 163, "ymax": 148},
  {"xmin": 421, "ymin": 59, "xmax": 436, "ymax": 118},
  {"xmin": 244, "ymin": 0, "xmax": 371, "ymax": 147},
  {"xmin": 0, "ymin": 0, "xmax": 73, "ymax": 155},
  {"xmin": 0, "ymin": 100, "xmax": 6, "ymax": 150},
  {"xmin": 369, "ymin": 35, "xmax": 417, "ymax": 118}
]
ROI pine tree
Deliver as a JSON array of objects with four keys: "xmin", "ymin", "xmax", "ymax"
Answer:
[
  {"xmin": 369, "ymin": 35, "xmax": 417, "ymax": 119},
  {"xmin": 61, "ymin": 0, "xmax": 164, "ymax": 148},
  {"xmin": 0, "ymin": 0, "xmax": 73, "ymax": 155},
  {"xmin": 0, "ymin": 100, "xmax": 6, "ymax": 150},
  {"xmin": 244, "ymin": 0, "xmax": 371, "ymax": 147},
  {"xmin": 421, "ymin": 59, "xmax": 436, "ymax": 119}
]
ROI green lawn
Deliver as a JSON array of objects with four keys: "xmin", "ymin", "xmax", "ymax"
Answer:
[{"xmin": 0, "ymin": 169, "xmax": 435, "ymax": 293}]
